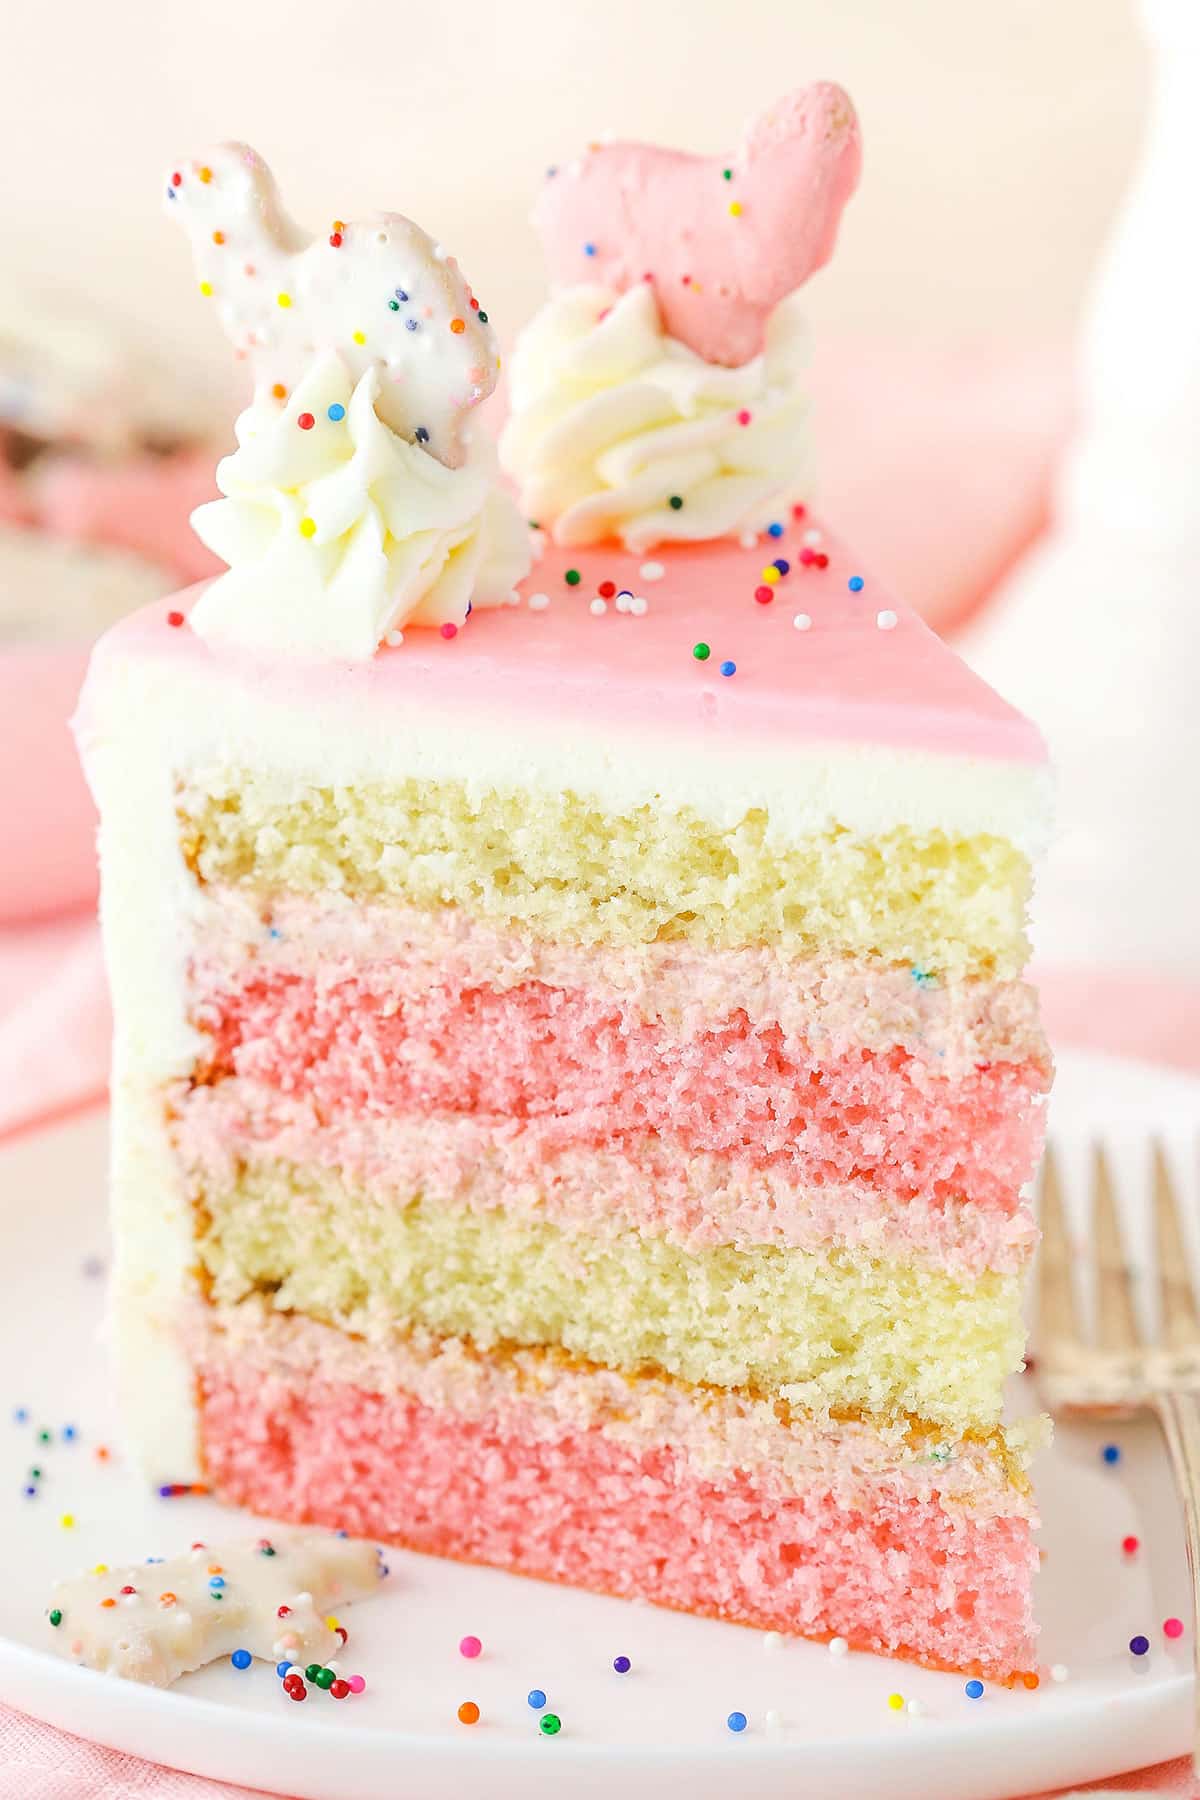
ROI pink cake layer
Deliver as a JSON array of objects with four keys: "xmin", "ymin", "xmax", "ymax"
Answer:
[
  {"xmin": 193, "ymin": 961, "xmax": 1049, "ymax": 1213},
  {"xmin": 193, "ymin": 1307, "xmax": 1038, "ymax": 1676},
  {"xmin": 175, "ymin": 1081, "xmax": 1037, "ymax": 1275},
  {"xmin": 194, "ymin": 888, "xmax": 1049, "ymax": 1077}
]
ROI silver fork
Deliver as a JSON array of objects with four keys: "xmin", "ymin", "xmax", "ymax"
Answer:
[{"xmin": 1037, "ymin": 1143, "xmax": 1200, "ymax": 1767}]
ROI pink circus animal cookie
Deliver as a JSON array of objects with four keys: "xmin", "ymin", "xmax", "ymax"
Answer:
[
  {"xmin": 165, "ymin": 144, "xmax": 498, "ymax": 467},
  {"xmin": 533, "ymin": 85, "xmax": 861, "ymax": 367}
]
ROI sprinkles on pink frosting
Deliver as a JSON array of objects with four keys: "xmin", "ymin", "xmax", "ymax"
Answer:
[{"xmin": 102, "ymin": 512, "xmax": 1048, "ymax": 767}]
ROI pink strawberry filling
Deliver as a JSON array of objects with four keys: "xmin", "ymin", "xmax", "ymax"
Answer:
[{"xmin": 195, "ymin": 965, "xmax": 1047, "ymax": 1211}]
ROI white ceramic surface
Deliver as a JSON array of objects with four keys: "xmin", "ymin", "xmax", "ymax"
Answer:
[{"xmin": 0, "ymin": 1048, "xmax": 1197, "ymax": 1800}]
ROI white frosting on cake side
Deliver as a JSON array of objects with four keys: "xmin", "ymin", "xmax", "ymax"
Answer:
[
  {"xmin": 190, "ymin": 354, "xmax": 530, "ymax": 660},
  {"xmin": 499, "ymin": 284, "xmax": 811, "ymax": 552}
]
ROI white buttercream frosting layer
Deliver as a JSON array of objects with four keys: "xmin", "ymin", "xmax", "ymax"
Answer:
[
  {"xmin": 499, "ymin": 283, "xmax": 811, "ymax": 552},
  {"xmin": 190, "ymin": 353, "xmax": 530, "ymax": 660}
]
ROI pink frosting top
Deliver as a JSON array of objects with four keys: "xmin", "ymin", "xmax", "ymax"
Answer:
[
  {"xmin": 533, "ymin": 85, "xmax": 862, "ymax": 366},
  {"xmin": 88, "ymin": 516, "xmax": 1046, "ymax": 766}
]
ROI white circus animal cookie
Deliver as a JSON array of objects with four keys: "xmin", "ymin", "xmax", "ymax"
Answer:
[
  {"xmin": 165, "ymin": 143, "xmax": 498, "ymax": 469},
  {"xmin": 45, "ymin": 1530, "xmax": 384, "ymax": 1686}
]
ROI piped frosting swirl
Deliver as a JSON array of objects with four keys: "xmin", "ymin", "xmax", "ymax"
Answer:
[
  {"xmin": 190, "ymin": 353, "xmax": 530, "ymax": 660},
  {"xmin": 499, "ymin": 283, "xmax": 811, "ymax": 553}
]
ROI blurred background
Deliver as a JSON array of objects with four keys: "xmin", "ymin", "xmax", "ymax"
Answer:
[
  {"xmin": 3, "ymin": 0, "xmax": 1196, "ymax": 1113},
  {"xmin": 4, "ymin": 0, "xmax": 1148, "ymax": 384}
]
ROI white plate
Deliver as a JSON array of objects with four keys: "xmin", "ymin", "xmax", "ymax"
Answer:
[{"xmin": 0, "ymin": 1048, "xmax": 1198, "ymax": 1800}]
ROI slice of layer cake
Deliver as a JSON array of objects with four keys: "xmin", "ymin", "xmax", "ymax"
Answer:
[{"xmin": 76, "ymin": 102, "xmax": 1052, "ymax": 1680}]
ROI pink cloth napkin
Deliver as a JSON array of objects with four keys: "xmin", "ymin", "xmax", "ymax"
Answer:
[
  {"xmin": 0, "ymin": 915, "xmax": 1196, "ymax": 1799},
  {"xmin": 0, "ymin": 1673, "xmax": 1191, "ymax": 1800},
  {"xmin": 0, "ymin": 1711, "xmax": 278, "ymax": 1800},
  {"xmin": 0, "ymin": 915, "xmax": 109, "ymax": 1140}
]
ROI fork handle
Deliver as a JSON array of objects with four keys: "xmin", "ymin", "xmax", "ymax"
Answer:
[{"xmin": 1153, "ymin": 1390, "xmax": 1200, "ymax": 1773}]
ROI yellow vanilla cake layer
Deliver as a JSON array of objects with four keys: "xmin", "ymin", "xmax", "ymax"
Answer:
[
  {"xmin": 178, "ymin": 769, "xmax": 1034, "ymax": 980},
  {"xmin": 192, "ymin": 1157, "xmax": 1025, "ymax": 1431}
]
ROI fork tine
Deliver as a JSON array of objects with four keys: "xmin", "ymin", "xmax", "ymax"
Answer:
[
  {"xmin": 1152, "ymin": 1142, "xmax": 1200, "ymax": 1350},
  {"xmin": 1092, "ymin": 1143, "xmax": 1142, "ymax": 1352},
  {"xmin": 1036, "ymin": 1144, "xmax": 1085, "ymax": 1349}
]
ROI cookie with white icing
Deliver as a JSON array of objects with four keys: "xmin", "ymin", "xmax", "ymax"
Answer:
[
  {"xmin": 165, "ymin": 143, "xmax": 498, "ymax": 468},
  {"xmin": 46, "ymin": 1530, "xmax": 384, "ymax": 1686}
]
